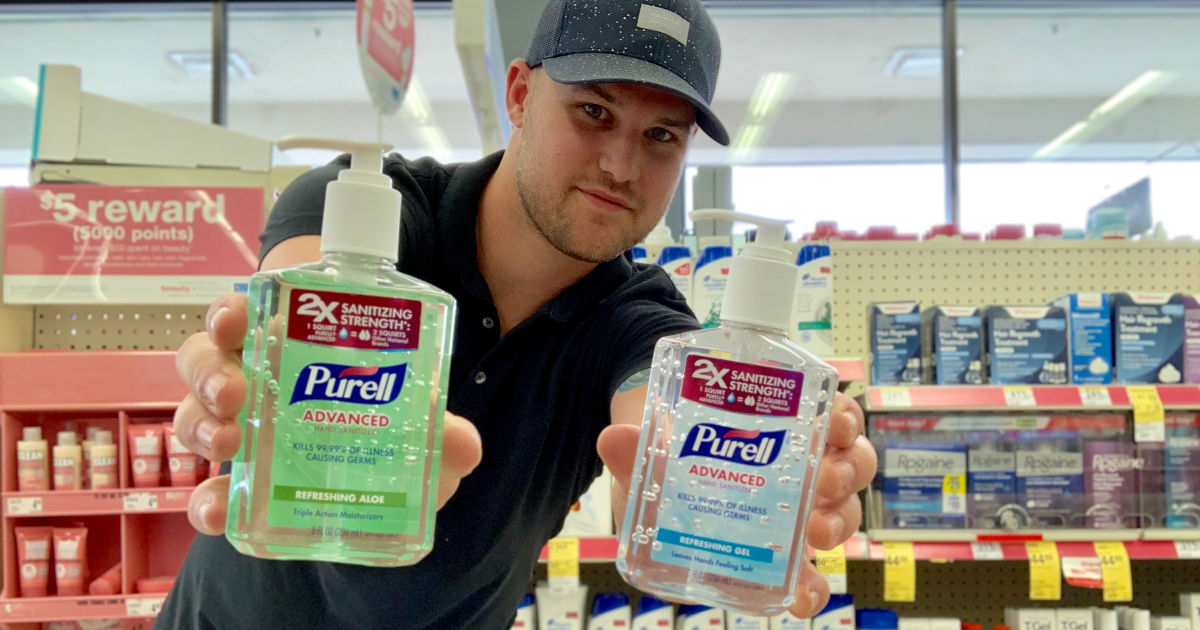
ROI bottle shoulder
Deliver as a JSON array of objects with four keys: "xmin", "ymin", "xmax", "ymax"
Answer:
[
  {"xmin": 255, "ymin": 260, "xmax": 455, "ymax": 306},
  {"xmin": 661, "ymin": 325, "xmax": 836, "ymax": 374}
]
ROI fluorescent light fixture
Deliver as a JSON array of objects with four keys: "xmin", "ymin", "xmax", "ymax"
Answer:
[
  {"xmin": 1032, "ymin": 121, "xmax": 1088, "ymax": 159},
  {"xmin": 401, "ymin": 76, "xmax": 432, "ymax": 124},
  {"xmin": 1093, "ymin": 70, "xmax": 1175, "ymax": 117},
  {"xmin": 0, "ymin": 76, "xmax": 38, "ymax": 107},
  {"xmin": 167, "ymin": 50, "xmax": 255, "ymax": 80},
  {"xmin": 1032, "ymin": 69, "xmax": 1176, "ymax": 160},
  {"xmin": 419, "ymin": 125, "xmax": 451, "ymax": 156},
  {"xmin": 747, "ymin": 72, "xmax": 793, "ymax": 121},
  {"xmin": 731, "ymin": 123, "xmax": 765, "ymax": 161},
  {"xmin": 882, "ymin": 46, "xmax": 963, "ymax": 77}
]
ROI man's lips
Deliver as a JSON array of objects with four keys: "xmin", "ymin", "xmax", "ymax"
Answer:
[{"xmin": 577, "ymin": 187, "xmax": 633, "ymax": 211}]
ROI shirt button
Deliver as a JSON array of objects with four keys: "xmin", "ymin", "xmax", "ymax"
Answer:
[
  {"xmin": 474, "ymin": 371, "xmax": 487, "ymax": 385},
  {"xmin": 482, "ymin": 317, "xmax": 495, "ymax": 329}
]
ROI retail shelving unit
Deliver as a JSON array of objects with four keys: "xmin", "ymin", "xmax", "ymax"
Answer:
[{"xmin": 0, "ymin": 351, "xmax": 191, "ymax": 630}]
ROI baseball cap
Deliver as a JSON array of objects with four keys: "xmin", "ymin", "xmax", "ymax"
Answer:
[{"xmin": 525, "ymin": 0, "xmax": 729, "ymax": 146}]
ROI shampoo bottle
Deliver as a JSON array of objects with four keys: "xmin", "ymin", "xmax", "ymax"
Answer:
[
  {"xmin": 617, "ymin": 210, "xmax": 840, "ymax": 616},
  {"xmin": 52, "ymin": 431, "xmax": 82, "ymax": 491},
  {"xmin": 17, "ymin": 427, "xmax": 50, "ymax": 492},
  {"xmin": 789, "ymin": 244, "xmax": 834, "ymax": 358},
  {"xmin": 225, "ymin": 137, "xmax": 457, "ymax": 567}
]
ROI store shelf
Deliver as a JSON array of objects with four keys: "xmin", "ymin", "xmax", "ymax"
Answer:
[
  {"xmin": 864, "ymin": 384, "xmax": 1200, "ymax": 412},
  {"xmin": 827, "ymin": 358, "xmax": 865, "ymax": 383},
  {"xmin": 0, "ymin": 593, "xmax": 163, "ymax": 624},
  {"xmin": 862, "ymin": 539, "xmax": 1200, "ymax": 562},
  {"xmin": 0, "ymin": 351, "xmax": 185, "ymax": 410},
  {"xmin": 3, "ymin": 487, "xmax": 193, "ymax": 517}
]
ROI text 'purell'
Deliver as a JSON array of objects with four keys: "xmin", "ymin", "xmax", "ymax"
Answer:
[
  {"xmin": 678, "ymin": 424, "xmax": 785, "ymax": 466},
  {"xmin": 289, "ymin": 363, "xmax": 406, "ymax": 405}
]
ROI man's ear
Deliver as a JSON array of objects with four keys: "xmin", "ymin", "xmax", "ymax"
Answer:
[{"xmin": 506, "ymin": 60, "xmax": 534, "ymax": 128}]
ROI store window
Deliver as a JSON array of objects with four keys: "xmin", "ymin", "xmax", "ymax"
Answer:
[
  {"xmin": 702, "ymin": 2, "xmax": 946, "ymax": 234},
  {"xmin": 0, "ymin": 4, "xmax": 213, "ymax": 175},
  {"xmin": 957, "ymin": 2, "xmax": 1200, "ymax": 237},
  {"xmin": 226, "ymin": 3, "xmax": 483, "ymax": 167}
]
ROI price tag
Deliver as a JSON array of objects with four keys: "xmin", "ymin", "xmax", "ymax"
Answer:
[
  {"xmin": 1094, "ymin": 542, "xmax": 1133, "ymax": 602},
  {"xmin": 814, "ymin": 545, "xmax": 847, "ymax": 594},
  {"xmin": 1079, "ymin": 386, "xmax": 1113, "ymax": 407},
  {"xmin": 547, "ymin": 537, "xmax": 580, "ymax": 592},
  {"xmin": 883, "ymin": 541, "xmax": 916, "ymax": 602},
  {"xmin": 880, "ymin": 388, "xmax": 912, "ymax": 408},
  {"xmin": 123, "ymin": 492, "xmax": 158, "ymax": 512},
  {"xmin": 1128, "ymin": 386, "xmax": 1165, "ymax": 443},
  {"xmin": 126, "ymin": 596, "xmax": 165, "ymax": 617},
  {"xmin": 970, "ymin": 542, "xmax": 1004, "ymax": 561},
  {"xmin": 941, "ymin": 474, "xmax": 967, "ymax": 515},
  {"xmin": 1026, "ymin": 541, "xmax": 1061, "ymax": 601},
  {"xmin": 1174, "ymin": 541, "xmax": 1200, "ymax": 559},
  {"xmin": 1004, "ymin": 387, "xmax": 1037, "ymax": 407},
  {"xmin": 6, "ymin": 496, "xmax": 43, "ymax": 515}
]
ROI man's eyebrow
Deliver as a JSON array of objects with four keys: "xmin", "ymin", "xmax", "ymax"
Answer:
[
  {"xmin": 573, "ymin": 84, "xmax": 694, "ymax": 131},
  {"xmin": 656, "ymin": 116, "xmax": 694, "ymax": 132}
]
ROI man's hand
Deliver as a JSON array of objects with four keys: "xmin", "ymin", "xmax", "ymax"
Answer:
[
  {"xmin": 599, "ymin": 390, "xmax": 875, "ymax": 618},
  {"xmin": 173, "ymin": 293, "xmax": 483, "ymax": 535}
]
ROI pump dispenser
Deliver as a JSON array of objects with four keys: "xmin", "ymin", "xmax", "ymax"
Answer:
[
  {"xmin": 617, "ymin": 210, "xmax": 840, "ymax": 615},
  {"xmin": 226, "ymin": 136, "xmax": 457, "ymax": 567}
]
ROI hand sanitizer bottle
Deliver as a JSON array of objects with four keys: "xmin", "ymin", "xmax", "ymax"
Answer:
[
  {"xmin": 226, "ymin": 136, "xmax": 457, "ymax": 567},
  {"xmin": 617, "ymin": 210, "xmax": 839, "ymax": 616}
]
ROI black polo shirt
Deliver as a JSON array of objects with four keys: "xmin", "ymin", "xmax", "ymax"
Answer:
[{"xmin": 155, "ymin": 151, "xmax": 698, "ymax": 629}]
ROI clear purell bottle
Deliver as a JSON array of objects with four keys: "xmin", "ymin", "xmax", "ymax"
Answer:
[
  {"xmin": 226, "ymin": 136, "xmax": 456, "ymax": 567},
  {"xmin": 616, "ymin": 210, "xmax": 839, "ymax": 616}
]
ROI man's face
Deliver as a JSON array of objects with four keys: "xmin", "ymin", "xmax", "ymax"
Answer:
[{"xmin": 514, "ymin": 72, "xmax": 695, "ymax": 264}]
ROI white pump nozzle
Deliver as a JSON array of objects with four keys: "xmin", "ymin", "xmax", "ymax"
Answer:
[
  {"xmin": 687, "ymin": 209, "xmax": 797, "ymax": 331},
  {"xmin": 275, "ymin": 135, "xmax": 401, "ymax": 260}
]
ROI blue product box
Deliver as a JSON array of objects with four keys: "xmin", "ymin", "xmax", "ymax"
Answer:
[
  {"xmin": 1111, "ymin": 292, "xmax": 1185, "ymax": 384},
  {"xmin": 882, "ymin": 440, "xmax": 967, "ymax": 528},
  {"xmin": 870, "ymin": 302, "xmax": 922, "ymax": 385},
  {"xmin": 985, "ymin": 306, "xmax": 1068, "ymax": 385},
  {"xmin": 1015, "ymin": 431, "xmax": 1084, "ymax": 528},
  {"xmin": 1051, "ymin": 293, "xmax": 1113, "ymax": 384},
  {"xmin": 923, "ymin": 306, "xmax": 984, "ymax": 385}
]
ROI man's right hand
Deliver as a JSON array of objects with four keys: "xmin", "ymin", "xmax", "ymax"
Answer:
[{"xmin": 173, "ymin": 292, "xmax": 483, "ymax": 536}]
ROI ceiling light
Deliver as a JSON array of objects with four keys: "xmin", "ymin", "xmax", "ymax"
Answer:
[
  {"xmin": 1093, "ymin": 70, "xmax": 1175, "ymax": 117},
  {"xmin": 167, "ymin": 50, "xmax": 255, "ymax": 80},
  {"xmin": 882, "ymin": 46, "xmax": 963, "ymax": 77},
  {"xmin": 0, "ymin": 76, "xmax": 38, "ymax": 107},
  {"xmin": 401, "ymin": 76, "xmax": 432, "ymax": 124},
  {"xmin": 747, "ymin": 72, "xmax": 793, "ymax": 121},
  {"xmin": 1032, "ymin": 122, "xmax": 1088, "ymax": 159}
]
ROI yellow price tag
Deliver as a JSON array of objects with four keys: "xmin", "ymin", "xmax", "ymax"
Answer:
[
  {"xmin": 814, "ymin": 545, "xmax": 848, "ymax": 594},
  {"xmin": 1094, "ymin": 542, "xmax": 1133, "ymax": 602},
  {"xmin": 883, "ymin": 541, "xmax": 916, "ymax": 602},
  {"xmin": 547, "ymin": 537, "xmax": 579, "ymax": 590},
  {"xmin": 1026, "ymin": 541, "xmax": 1061, "ymax": 601},
  {"xmin": 1003, "ymin": 386, "xmax": 1037, "ymax": 407},
  {"xmin": 1127, "ymin": 386, "xmax": 1165, "ymax": 442},
  {"xmin": 942, "ymin": 474, "xmax": 967, "ymax": 515}
]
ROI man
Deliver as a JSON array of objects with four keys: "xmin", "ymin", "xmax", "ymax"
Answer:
[{"xmin": 159, "ymin": 0, "xmax": 876, "ymax": 628}]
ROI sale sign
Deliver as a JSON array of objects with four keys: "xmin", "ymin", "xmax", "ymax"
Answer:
[
  {"xmin": 2, "ymin": 185, "xmax": 263, "ymax": 304},
  {"xmin": 356, "ymin": 0, "xmax": 415, "ymax": 115}
]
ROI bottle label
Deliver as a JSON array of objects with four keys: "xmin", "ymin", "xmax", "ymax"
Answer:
[
  {"xmin": 287, "ymin": 289, "xmax": 421, "ymax": 350},
  {"xmin": 267, "ymin": 287, "xmax": 431, "ymax": 536},
  {"xmin": 652, "ymin": 354, "xmax": 806, "ymax": 587}
]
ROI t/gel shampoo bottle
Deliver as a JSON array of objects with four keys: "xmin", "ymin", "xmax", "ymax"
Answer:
[
  {"xmin": 226, "ymin": 137, "xmax": 456, "ymax": 567},
  {"xmin": 617, "ymin": 210, "xmax": 839, "ymax": 616}
]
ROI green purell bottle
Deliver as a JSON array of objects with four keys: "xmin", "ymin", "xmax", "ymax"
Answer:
[{"xmin": 226, "ymin": 136, "xmax": 456, "ymax": 567}]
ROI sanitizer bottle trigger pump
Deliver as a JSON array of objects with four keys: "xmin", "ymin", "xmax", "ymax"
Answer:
[
  {"xmin": 226, "ymin": 135, "xmax": 457, "ymax": 567},
  {"xmin": 617, "ymin": 209, "xmax": 840, "ymax": 616}
]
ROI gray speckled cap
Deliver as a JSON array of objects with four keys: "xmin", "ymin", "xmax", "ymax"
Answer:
[{"xmin": 526, "ymin": 0, "xmax": 728, "ymax": 146}]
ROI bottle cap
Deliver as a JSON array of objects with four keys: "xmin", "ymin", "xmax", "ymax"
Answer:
[
  {"xmin": 95, "ymin": 431, "xmax": 114, "ymax": 446},
  {"xmin": 22, "ymin": 427, "xmax": 42, "ymax": 441},
  {"xmin": 276, "ymin": 136, "xmax": 401, "ymax": 261},
  {"xmin": 635, "ymin": 594, "xmax": 672, "ymax": 615},
  {"xmin": 644, "ymin": 218, "xmax": 675, "ymax": 246},
  {"xmin": 690, "ymin": 209, "xmax": 795, "ymax": 331},
  {"xmin": 57, "ymin": 431, "xmax": 77, "ymax": 446},
  {"xmin": 590, "ymin": 593, "xmax": 630, "ymax": 616}
]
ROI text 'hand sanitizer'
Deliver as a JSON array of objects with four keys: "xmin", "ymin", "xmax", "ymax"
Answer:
[
  {"xmin": 226, "ymin": 136, "xmax": 457, "ymax": 567},
  {"xmin": 617, "ymin": 210, "xmax": 840, "ymax": 616}
]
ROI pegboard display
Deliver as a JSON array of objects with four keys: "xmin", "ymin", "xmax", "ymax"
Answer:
[
  {"xmin": 531, "ymin": 560, "xmax": 1200, "ymax": 624},
  {"xmin": 832, "ymin": 239, "xmax": 1200, "ymax": 363},
  {"xmin": 32, "ymin": 305, "xmax": 207, "ymax": 351}
]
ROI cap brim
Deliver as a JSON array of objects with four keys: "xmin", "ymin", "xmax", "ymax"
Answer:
[{"xmin": 541, "ymin": 53, "xmax": 730, "ymax": 146}]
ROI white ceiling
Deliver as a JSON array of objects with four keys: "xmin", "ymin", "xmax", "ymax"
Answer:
[{"xmin": 2, "ymin": 3, "xmax": 1200, "ymax": 164}]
